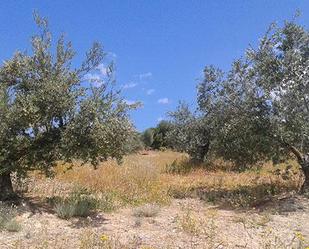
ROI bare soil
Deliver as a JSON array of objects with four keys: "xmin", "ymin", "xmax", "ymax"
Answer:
[{"xmin": 0, "ymin": 195, "xmax": 308, "ymax": 249}]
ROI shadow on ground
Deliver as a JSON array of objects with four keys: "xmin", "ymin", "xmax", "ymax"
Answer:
[{"xmin": 186, "ymin": 183, "xmax": 306, "ymax": 213}]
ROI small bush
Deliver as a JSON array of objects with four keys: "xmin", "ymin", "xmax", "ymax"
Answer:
[
  {"xmin": 54, "ymin": 188, "xmax": 97, "ymax": 219},
  {"xmin": 133, "ymin": 218, "xmax": 142, "ymax": 227},
  {"xmin": 178, "ymin": 210, "xmax": 201, "ymax": 235},
  {"xmin": 4, "ymin": 219, "xmax": 22, "ymax": 232},
  {"xmin": 97, "ymin": 193, "xmax": 117, "ymax": 212},
  {"xmin": 133, "ymin": 204, "xmax": 160, "ymax": 217},
  {"xmin": 0, "ymin": 204, "xmax": 21, "ymax": 232},
  {"xmin": 54, "ymin": 201, "xmax": 76, "ymax": 219},
  {"xmin": 46, "ymin": 196, "xmax": 62, "ymax": 206},
  {"xmin": 159, "ymin": 146, "xmax": 167, "ymax": 151},
  {"xmin": 168, "ymin": 185, "xmax": 192, "ymax": 199}
]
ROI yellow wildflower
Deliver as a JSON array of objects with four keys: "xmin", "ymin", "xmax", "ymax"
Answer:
[
  {"xmin": 100, "ymin": 234, "xmax": 109, "ymax": 242},
  {"xmin": 295, "ymin": 232, "xmax": 305, "ymax": 241}
]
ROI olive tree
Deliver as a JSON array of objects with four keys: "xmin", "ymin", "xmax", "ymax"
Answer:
[
  {"xmin": 249, "ymin": 21, "xmax": 309, "ymax": 190},
  {"xmin": 167, "ymin": 102, "xmax": 210, "ymax": 163},
  {"xmin": 145, "ymin": 121, "xmax": 174, "ymax": 150},
  {"xmin": 197, "ymin": 20, "xmax": 309, "ymax": 190},
  {"xmin": 0, "ymin": 14, "xmax": 136, "ymax": 200},
  {"xmin": 142, "ymin": 127, "xmax": 157, "ymax": 149},
  {"xmin": 197, "ymin": 64, "xmax": 277, "ymax": 167}
]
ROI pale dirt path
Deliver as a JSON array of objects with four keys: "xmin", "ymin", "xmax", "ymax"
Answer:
[{"xmin": 0, "ymin": 196, "xmax": 308, "ymax": 249}]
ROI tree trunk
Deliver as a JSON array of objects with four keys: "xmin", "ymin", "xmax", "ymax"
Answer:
[
  {"xmin": 0, "ymin": 172, "xmax": 14, "ymax": 201},
  {"xmin": 200, "ymin": 141, "xmax": 210, "ymax": 162},
  {"xmin": 300, "ymin": 156, "xmax": 309, "ymax": 193},
  {"xmin": 288, "ymin": 145, "xmax": 309, "ymax": 193},
  {"xmin": 193, "ymin": 141, "xmax": 210, "ymax": 164}
]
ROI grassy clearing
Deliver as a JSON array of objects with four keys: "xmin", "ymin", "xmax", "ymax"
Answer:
[
  {"xmin": 53, "ymin": 152, "xmax": 181, "ymax": 207},
  {"xmin": 4, "ymin": 152, "xmax": 307, "ymax": 249},
  {"xmin": 25, "ymin": 151, "xmax": 302, "ymax": 211}
]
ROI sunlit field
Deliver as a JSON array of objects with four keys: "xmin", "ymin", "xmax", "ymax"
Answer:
[
  {"xmin": 1, "ymin": 150, "xmax": 306, "ymax": 249},
  {"xmin": 1, "ymin": 1, "xmax": 308, "ymax": 248},
  {"xmin": 26, "ymin": 150, "xmax": 302, "ymax": 209}
]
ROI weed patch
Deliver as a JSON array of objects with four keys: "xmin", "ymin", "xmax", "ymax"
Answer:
[
  {"xmin": 0, "ymin": 204, "xmax": 22, "ymax": 232},
  {"xmin": 54, "ymin": 188, "xmax": 97, "ymax": 219},
  {"xmin": 133, "ymin": 204, "xmax": 160, "ymax": 217}
]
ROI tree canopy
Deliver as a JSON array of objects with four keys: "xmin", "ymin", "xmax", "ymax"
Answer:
[
  {"xmin": 0, "ymin": 13, "xmax": 136, "ymax": 200},
  {"xmin": 168, "ymin": 19, "xmax": 309, "ymax": 190}
]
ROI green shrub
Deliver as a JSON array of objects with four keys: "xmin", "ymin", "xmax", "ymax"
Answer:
[
  {"xmin": 54, "ymin": 200, "xmax": 77, "ymax": 219},
  {"xmin": 97, "ymin": 193, "xmax": 116, "ymax": 213},
  {"xmin": 54, "ymin": 188, "xmax": 97, "ymax": 219},
  {"xmin": 0, "ymin": 204, "xmax": 21, "ymax": 232},
  {"xmin": 4, "ymin": 219, "xmax": 22, "ymax": 232}
]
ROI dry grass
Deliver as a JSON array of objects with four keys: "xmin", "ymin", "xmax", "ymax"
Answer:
[
  {"xmin": 25, "ymin": 151, "xmax": 302, "ymax": 210},
  {"xmin": 164, "ymin": 159, "xmax": 302, "ymax": 207},
  {"xmin": 2, "ymin": 151, "xmax": 308, "ymax": 249},
  {"xmin": 133, "ymin": 204, "xmax": 160, "ymax": 217},
  {"xmin": 0, "ymin": 204, "xmax": 22, "ymax": 233},
  {"xmin": 53, "ymin": 151, "xmax": 182, "ymax": 206}
]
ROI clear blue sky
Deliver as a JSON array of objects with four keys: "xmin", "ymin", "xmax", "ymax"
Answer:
[{"xmin": 0, "ymin": 1, "xmax": 308, "ymax": 131}]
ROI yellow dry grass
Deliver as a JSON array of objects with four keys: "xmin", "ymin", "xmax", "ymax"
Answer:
[
  {"xmin": 28, "ymin": 150, "xmax": 302, "ymax": 208},
  {"xmin": 53, "ymin": 151, "xmax": 183, "ymax": 206}
]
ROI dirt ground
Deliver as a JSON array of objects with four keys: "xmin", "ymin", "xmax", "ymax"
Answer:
[{"xmin": 0, "ymin": 195, "xmax": 308, "ymax": 249}]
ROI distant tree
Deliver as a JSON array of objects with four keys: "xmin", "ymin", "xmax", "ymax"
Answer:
[
  {"xmin": 151, "ymin": 121, "xmax": 173, "ymax": 149},
  {"xmin": 141, "ymin": 121, "xmax": 173, "ymax": 150},
  {"xmin": 141, "ymin": 128, "xmax": 155, "ymax": 148},
  {"xmin": 167, "ymin": 102, "xmax": 210, "ymax": 163},
  {"xmin": 0, "ymin": 13, "xmax": 136, "ymax": 200}
]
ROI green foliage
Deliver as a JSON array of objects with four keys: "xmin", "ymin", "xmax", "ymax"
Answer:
[
  {"xmin": 167, "ymin": 102, "xmax": 210, "ymax": 163},
  {"xmin": 123, "ymin": 131, "xmax": 144, "ymax": 153},
  {"xmin": 0, "ymin": 204, "xmax": 21, "ymax": 232},
  {"xmin": 141, "ymin": 121, "xmax": 173, "ymax": 150},
  {"xmin": 169, "ymin": 18, "xmax": 309, "ymax": 180},
  {"xmin": 54, "ymin": 201, "xmax": 76, "ymax": 219},
  {"xmin": 151, "ymin": 121, "xmax": 173, "ymax": 149},
  {"xmin": 54, "ymin": 188, "xmax": 97, "ymax": 219},
  {"xmin": 141, "ymin": 128, "xmax": 155, "ymax": 148},
  {"xmin": 0, "ymin": 13, "xmax": 136, "ymax": 199},
  {"xmin": 199, "ymin": 20, "xmax": 309, "ymax": 172}
]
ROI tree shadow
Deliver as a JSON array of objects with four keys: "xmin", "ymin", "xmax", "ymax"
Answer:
[
  {"xmin": 68, "ymin": 212, "xmax": 110, "ymax": 229},
  {"xmin": 193, "ymin": 183, "xmax": 307, "ymax": 215}
]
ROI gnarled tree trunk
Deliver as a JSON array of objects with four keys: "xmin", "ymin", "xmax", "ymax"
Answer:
[
  {"xmin": 0, "ymin": 172, "xmax": 14, "ymax": 201},
  {"xmin": 289, "ymin": 146, "xmax": 309, "ymax": 193},
  {"xmin": 300, "ymin": 157, "xmax": 309, "ymax": 193}
]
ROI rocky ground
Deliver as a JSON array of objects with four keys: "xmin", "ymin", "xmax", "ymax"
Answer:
[{"xmin": 0, "ymin": 195, "xmax": 308, "ymax": 249}]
